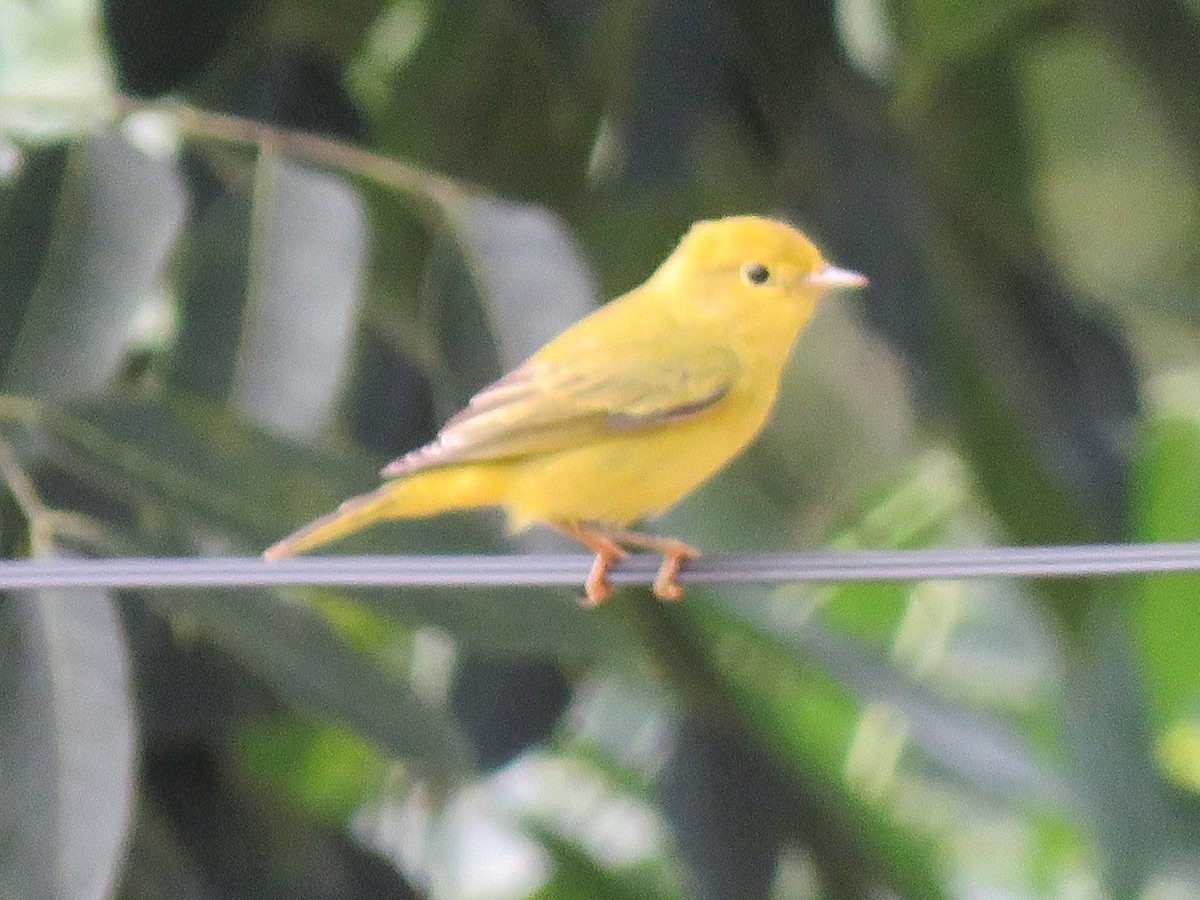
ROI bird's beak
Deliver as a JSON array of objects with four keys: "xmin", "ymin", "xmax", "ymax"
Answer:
[{"xmin": 808, "ymin": 264, "xmax": 869, "ymax": 289}]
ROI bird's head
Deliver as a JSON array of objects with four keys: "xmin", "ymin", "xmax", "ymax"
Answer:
[{"xmin": 670, "ymin": 215, "xmax": 867, "ymax": 298}]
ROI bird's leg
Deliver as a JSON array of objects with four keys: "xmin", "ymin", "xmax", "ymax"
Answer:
[
  {"xmin": 604, "ymin": 530, "xmax": 701, "ymax": 602},
  {"xmin": 552, "ymin": 524, "xmax": 629, "ymax": 607}
]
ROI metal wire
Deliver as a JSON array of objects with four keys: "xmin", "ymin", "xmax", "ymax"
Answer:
[{"xmin": 2, "ymin": 542, "xmax": 1200, "ymax": 591}]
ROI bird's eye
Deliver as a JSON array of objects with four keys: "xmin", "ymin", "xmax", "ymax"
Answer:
[{"xmin": 743, "ymin": 263, "xmax": 770, "ymax": 286}]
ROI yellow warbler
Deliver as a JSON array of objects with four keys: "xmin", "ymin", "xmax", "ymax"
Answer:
[{"xmin": 265, "ymin": 216, "xmax": 866, "ymax": 604}]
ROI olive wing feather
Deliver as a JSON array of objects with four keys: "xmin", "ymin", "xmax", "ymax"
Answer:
[{"xmin": 382, "ymin": 344, "xmax": 740, "ymax": 476}]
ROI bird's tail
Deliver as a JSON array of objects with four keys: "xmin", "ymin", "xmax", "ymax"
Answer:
[{"xmin": 263, "ymin": 465, "xmax": 509, "ymax": 560}]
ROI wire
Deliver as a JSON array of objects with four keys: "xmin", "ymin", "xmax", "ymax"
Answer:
[{"xmin": 2, "ymin": 542, "xmax": 1200, "ymax": 591}]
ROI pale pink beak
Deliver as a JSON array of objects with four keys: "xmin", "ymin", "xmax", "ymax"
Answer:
[{"xmin": 808, "ymin": 264, "xmax": 869, "ymax": 289}]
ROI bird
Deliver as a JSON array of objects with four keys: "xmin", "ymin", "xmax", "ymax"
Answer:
[{"xmin": 264, "ymin": 216, "xmax": 867, "ymax": 605}]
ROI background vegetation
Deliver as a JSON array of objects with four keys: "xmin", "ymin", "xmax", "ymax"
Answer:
[{"xmin": 3, "ymin": 0, "xmax": 1200, "ymax": 896}]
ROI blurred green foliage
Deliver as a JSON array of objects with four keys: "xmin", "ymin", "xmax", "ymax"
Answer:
[{"xmin": 3, "ymin": 0, "xmax": 1200, "ymax": 897}]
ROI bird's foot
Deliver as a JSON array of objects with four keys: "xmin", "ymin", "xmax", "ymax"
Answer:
[
  {"xmin": 651, "ymin": 541, "xmax": 701, "ymax": 602},
  {"xmin": 554, "ymin": 523, "xmax": 699, "ymax": 605},
  {"xmin": 580, "ymin": 544, "xmax": 631, "ymax": 607}
]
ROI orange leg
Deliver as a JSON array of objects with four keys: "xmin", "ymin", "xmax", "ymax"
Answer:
[
  {"xmin": 605, "ymin": 530, "xmax": 701, "ymax": 602},
  {"xmin": 552, "ymin": 524, "xmax": 629, "ymax": 607}
]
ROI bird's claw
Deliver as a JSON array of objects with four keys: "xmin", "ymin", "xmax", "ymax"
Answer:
[
  {"xmin": 579, "ymin": 546, "xmax": 629, "ymax": 607},
  {"xmin": 652, "ymin": 544, "xmax": 701, "ymax": 602}
]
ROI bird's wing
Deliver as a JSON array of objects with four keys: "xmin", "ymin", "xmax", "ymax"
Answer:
[{"xmin": 382, "ymin": 343, "xmax": 740, "ymax": 476}]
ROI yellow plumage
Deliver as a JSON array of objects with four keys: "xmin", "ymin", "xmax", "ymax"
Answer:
[{"xmin": 264, "ymin": 216, "xmax": 866, "ymax": 604}]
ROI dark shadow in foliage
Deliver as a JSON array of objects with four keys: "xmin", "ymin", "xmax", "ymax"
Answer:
[
  {"xmin": 660, "ymin": 718, "xmax": 791, "ymax": 900},
  {"xmin": 661, "ymin": 717, "xmax": 877, "ymax": 900},
  {"xmin": 168, "ymin": 160, "xmax": 254, "ymax": 401},
  {"xmin": 119, "ymin": 597, "xmax": 279, "ymax": 740},
  {"xmin": 451, "ymin": 656, "xmax": 574, "ymax": 772},
  {"xmin": 0, "ymin": 149, "xmax": 69, "ymax": 383},
  {"xmin": 348, "ymin": 333, "xmax": 438, "ymax": 462},
  {"xmin": 236, "ymin": 50, "xmax": 369, "ymax": 141},
  {"xmin": 142, "ymin": 737, "xmax": 422, "ymax": 900},
  {"xmin": 125, "ymin": 598, "xmax": 421, "ymax": 899},
  {"xmin": 102, "ymin": 0, "xmax": 259, "ymax": 97},
  {"xmin": 619, "ymin": 0, "xmax": 722, "ymax": 186}
]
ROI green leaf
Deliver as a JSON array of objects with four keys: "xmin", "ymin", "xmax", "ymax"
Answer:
[
  {"xmin": 232, "ymin": 158, "xmax": 367, "ymax": 437},
  {"xmin": 531, "ymin": 830, "xmax": 682, "ymax": 900},
  {"xmin": 1130, "ymin": 385, "xmax": 1200, "ymax": 793},
  {"xmin": 416, "ymin": 198, "xmax": 599, "ymax": 421},
  {"xmin": 685, "ymin": 604, "xmax": 949, "ymax": 899},
  {"xmin": 3, "ymin": 136, "xmax": 184, "ymax": 396},
  {"xmin": 1018, "ymin": 30, "xmax": 1200, "ymax": 314},
  {"xmin": 449, "ymin": 197, "xmax": 598, "ymax": 367},
  {"xmin": 0, "ymin": 589, "xmax": 136, "ymax": 898},
  {"xmin": 236, "ymin": 717, "xmax": 390, "ymax": 824},
  {"xmin": 901, "ymin": 0, "xmax": 1050, "ymax": 79}
]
